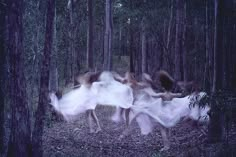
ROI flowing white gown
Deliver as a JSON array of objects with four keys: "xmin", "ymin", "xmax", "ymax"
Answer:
[
  {"xmin": 49, "ymin": 85, "xmax": 97, "ymax": 121},
  {"xmin": 92, "ymin": 72, "xmax": 134, "ymax": 109},
  {"xmin": 129, "ymin": 92, "xmax": 210, "ymax": 135},
  {"xmin": 49, "ymin": 71, "xmax": 134, "ymax": 122}
]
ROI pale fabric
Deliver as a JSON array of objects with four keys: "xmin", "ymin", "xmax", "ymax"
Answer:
[
  {"xmin": 136, "ymin": 114, "xmax": 153, "ymax": 135},
  {"xmin": 130, "ymin": 92, "xmax": 210, "ymax": 135},
  {"xmin": 93, "ymin": 71, "xmax": 134, "ymax": 109},
  {"xmin": 111, "ymin": 107, "xmax": 123, "ymax": 122},
  {"xmin": 49, "ymin": 85, "xmax": 97, "ymax": 121},
  {"xmin": 49, "ymin": 71, "xmax": 134, "ymax": 122}
]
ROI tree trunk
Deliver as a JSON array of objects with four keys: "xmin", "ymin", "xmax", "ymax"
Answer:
[
  {"xmin": 118, "ymin": 24, "xmax": 122, "ymax": 59},
  {"xmin": 182, "ymin": 0, "xmax": 187, "ymax": 82},
  {"xmin": 6, "ymin": 0, "xmax": 31, "ymax": 156},
  {"xmin": 128, "ymin": 0, "xmax": 134, "ymax": 72},
  {"xmin": 193, "ymin": 18, "xmax": 199, "ymax": 81},
  {"xmin": 100, "ymin": 24, "xmax": 105, "ymax": 66},
  {"xmin": 174, "ymin": 0, "xmax": 184, "ymax": 81},
  {"xmin": 49, "ymin": 4, "xmax": 58, "ymax": 92},
  {"xmin": 167, "ymin": 0, "xmax": 174, "ymax": 50},
  {"xmin": 103, "ymin": 0, "xmax": 113, "ymax": 70},
  {"xmin": 86, "ymin": 0, "xmax": 94, "ymax": 70},
  {"xmin": 129, "ymin": 23, "xmax": 135, "ymax": 73},
  {"xmin": 66, "ymin": 0, "xmax": 75, "ymax": 83},
  {"xmin": 137, "ymin": 33, "xmax": 142, "ymax": 75},
  {"xmin": 141, "ymin": 17, "xmax": 147, "ymax": 73},
  {"xmin": 33, "ymin": 0, "xmax": 46, "ymax": 89},
  {"xmin": 32, "ymin": 0, "xmax": 55, "ymax": 156},
  {"xmin": 208, "ymin": 0, "xmax": 225, "ymax": 143},
  {"xmin": 0, "ymin": 1, "xmax": 6, "ymax": 154},
  {"xmin": 166, "ymin": 0, "xmax": 174, "ymax": 72},
  {"xmin": 212, "ymin": 0, "xmax": 224, "ymax": 92},
  {"xmin": 223, "ymin": 0, "xmax": 234, "ymax": 90},
  {"xmin": 204, "ymin": 0, "xmax": 211, "ymax": 91}
]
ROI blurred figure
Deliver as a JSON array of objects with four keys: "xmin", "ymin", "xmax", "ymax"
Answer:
[
  {"xmin": 50, "ymin": 71, "xmax": 134, "ymax": 133},
  {"xmin": 152, "ymin": 70, "xmax": 184, "ymax": 102}
]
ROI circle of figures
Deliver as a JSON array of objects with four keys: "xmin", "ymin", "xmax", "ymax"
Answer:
[{"xmin": 49, "ymin": 70, "xmax": 210, "ymax": 151}]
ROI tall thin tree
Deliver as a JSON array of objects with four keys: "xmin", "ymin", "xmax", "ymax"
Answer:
[
  {"xmin": 174, "ymin": 0, "xmax": 184, "ymax": 80},
  {"xmin": 86, "ymin": 0, "xmax": 94, "ymax": 70},
  {"xmin": 103, "ymin": 0, "xmax": 113, "ymax": 70},
  {"xmin": 182, "ymin": 0, "xmax": 187, "ymax": 82},
  {"xmin": 208, "ymin": 0, "xmax": 225, "ymax": 143},
  {"xmin": 0, "ymin": 0, "xmax": 6, "ymax": 155},
  {"xmin": 129, "ymin": 0, "xmax": 135, "ymax": 72},
  {"xmin": 212, "ymin": 0, "xmax": 224, "ymax": 93},
  {"xmin": 167, "ymin": 0, "xmax": 174, "ymax": 51},
  {"xmin": 32, "ymin": 0, "xmax": 55, "ymax": 156},
  {"xmin": 141, "ymin": 17, "xmax": 147, "ymax": 73},
  {"xmin": 204, "ymin": 0, "xmax": 211, "ymax": 90},
  {"xmin": 49, "ymin": 3, "xmax": 58, "ymax": 92}
]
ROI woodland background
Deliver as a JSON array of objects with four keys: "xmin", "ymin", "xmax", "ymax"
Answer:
[{"xmin": 0, "ymin": 0, "xmax": 236, "ymax": 157}]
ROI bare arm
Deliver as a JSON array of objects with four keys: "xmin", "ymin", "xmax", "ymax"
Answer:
[
  {"xmin": 171, "ymin": 93, "xmax": 184, "ymax": 98},
  {"xmin": 148, "ymin": 91, "xmax": 164, "ymax": 98}
]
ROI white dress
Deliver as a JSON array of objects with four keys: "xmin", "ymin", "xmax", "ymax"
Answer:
[
  {"xmin": 49, "ymin": 85, "xmax": 97, "ymax": 121},
  {"xmin": 49, "ymin": 71, "xmax": 134, "ymax": 122},
  {"xmin": 130, "ymin": 92, "xmax": 210, "ymax": 135}
]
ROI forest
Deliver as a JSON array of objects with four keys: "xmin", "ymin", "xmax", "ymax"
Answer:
[{"xmin": 0, "ymin": 0, "xmax": 236, "ymax": 156}]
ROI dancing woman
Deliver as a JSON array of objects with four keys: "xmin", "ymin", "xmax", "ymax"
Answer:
[
  {"xmin": 151, "ymin": 70, "xmax": 183, "ymax": 102},
  {"xmin": 50, "ymin": 71, "xmax": 134, "ymax": 133},
  {"xmin": 125, "ymin": 71, "xmax": 210, "ymax": 151},
  {"xmin": 49, "ymin": 72, "xmax": 102, "ymax": 133}
]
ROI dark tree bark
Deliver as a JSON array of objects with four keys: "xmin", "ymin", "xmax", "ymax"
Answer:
[
  {"xmin": 208, "ymin": 0, "xmax": 225, "ymax": 143},
  {"xmin": 31, "ymin": 0, "xmax": 43, "ymax": 96},
  {"xmin": 136, "ymin": 33, "xmax": 142, "ymax": 75},
  {"xmin": 86, "ymin": 0, "xmax": 94, "ymax": 70},
  {"xmin": 103, "ymin": 0, "xmax": 113, "ymax": 70},
  {"xmin": 49, "ymin": 5, "xmax": 58, "ymax": 92},
  {"xmin": 193, "ymin": 18, "xmax": 199, "ymax": 80},
  {"xmin": 70, "ymin": 0, "xmax": 75, "ymax": 82},
  {"xmin": 204, "ymin": 0, "xmax": 211, "ymax": 91},
  {"xmin": 118, "ymin": 24, "xmax": 122, "ymax": 59},
  {"xmin": 141, "ymin": 17, "xmax": 147, "ymax": 73},
  {"xmin": 32, "ymin": 0, "xmax": 55, "ymax": 156},
  {"xmin": 6, "ymin": 0, "xmax": 31, "ymax": 156},
  {"xmin": 223, "ymin": 0, "xmax": 234, "ymax": 90},
  {"xmin": 232, "ymin": 1, "xmax": 236, "ymax": 90},
  {"xmin": 129, "ymin": 23, "xmax": 135, "ymax": 73},
  {"xmin": 100, "ymin": 24, "xmax": 105, "ymax": 66},
  {"xmin": 0, "ymin": 1, "xmax": 6, "ymax": 155},
  {"xmin": 212, "ymin": 0, "xmax": 224, "ymax": 92},
  {"xmin": 65, "ymin": 0, "xmax": 75, "ymax": 84},
  {"xmin": 165, "ymin": 0, "xmax": 175, "ymax": 72},
  {"xmin": 128, "ymin": 0, "xmax": 134, "ymax": 73},
  {"xmin": 174, "ymin": 0, "xmax": 184, "ymax": 80},
  {"xmin": 167, "ymin": 0, "xmax": 174, "ymax": 51},
  {"xmin": 182, "ymin": 0, "xmax": 187, "ymax": 82}
]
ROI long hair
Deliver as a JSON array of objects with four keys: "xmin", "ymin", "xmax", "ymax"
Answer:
[
  {"xmin": 124, "ymin": 72, "xmax": 136, "ymax": 84},
  {"xmin": 76, "ymin": 71, "xmax": 101, "ymax": 85},
  {"xmin": 158, "ymin": 70, "xmax": 175, "ymax": 91}
]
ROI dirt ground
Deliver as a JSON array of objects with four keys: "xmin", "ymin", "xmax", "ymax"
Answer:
[{"xmin": 43, "ymin": 106, "xmax": 236, "ymax": 157}]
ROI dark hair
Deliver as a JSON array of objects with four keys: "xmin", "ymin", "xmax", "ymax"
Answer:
[
  {"xmin": 158, "ymin": 70, "xmax": 175, "ymax": 91},
  {"xmin": 88, "ymin": 72, "xmax": 102, "ymax": 84}
]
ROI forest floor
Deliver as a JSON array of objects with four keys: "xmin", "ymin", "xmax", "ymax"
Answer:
[{"xmin": 43, "ymin": 106, "xmax": 236, "ymax": 157}]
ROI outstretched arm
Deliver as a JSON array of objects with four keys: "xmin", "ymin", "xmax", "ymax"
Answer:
[
  {"xmin": 171, "ymin": 92, "xmax": 184, "ymax": 98},
  {"xmin": 148, "ymin": 91, "xmax": 164, "ymax": 98}
]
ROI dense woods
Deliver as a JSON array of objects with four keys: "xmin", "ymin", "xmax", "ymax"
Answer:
[{"xmin": 0, "ymin": 0, "xmax": 236, "ymax": 156}]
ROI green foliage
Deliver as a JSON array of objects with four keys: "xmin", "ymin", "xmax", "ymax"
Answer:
[{"xmin": 189, "ymin": 93, "xmax": 210, "ymax": 109}]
